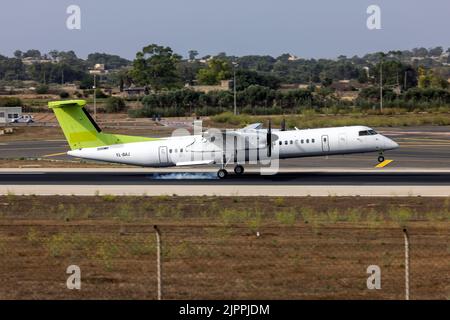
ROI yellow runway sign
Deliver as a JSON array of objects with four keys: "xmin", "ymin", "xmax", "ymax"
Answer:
[{"xmin": 375, "ymin": 160, "xmax": 394, "ymax": 168}]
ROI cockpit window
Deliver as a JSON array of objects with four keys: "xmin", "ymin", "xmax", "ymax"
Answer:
[{"xmin": 359, "ymin": 130, "xmax": 378, "ymax": 136}]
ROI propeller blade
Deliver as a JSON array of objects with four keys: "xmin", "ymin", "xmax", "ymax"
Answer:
[
  {"xmin": 281, "ymin": 118, "xmax": 286, "ymax": 131},
  {"xmin": 267, "ymin": 119, "xmax": 272, "ymax": 157}
]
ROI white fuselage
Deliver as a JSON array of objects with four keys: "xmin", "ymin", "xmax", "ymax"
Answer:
[{"xmin": 68, "ymin": 126, "xmax": 399, "ymax": 167}]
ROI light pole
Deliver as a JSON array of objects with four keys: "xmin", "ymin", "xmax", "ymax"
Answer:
[
  {"xmin": 232, "ymin": 62, "xmax": 238, "ymax": 115},
  {"xmin": 379, "ymin": 57, "xmax": 384, "ymax": 113},
  {"xmin": 89, "ymin": 64, "xmax": 108, "ymax": 121},
  {"xmin": 93, "ymin": 74, "xmax": 97, "ymax": 121}
]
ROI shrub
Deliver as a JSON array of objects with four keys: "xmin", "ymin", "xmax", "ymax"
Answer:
[
  {"xmin": 105, "ymin": 97, "xmax": 126, "ymax": 113},
  {"xmin": 0, "ymin": 97, "xmax": 22, "ymax": 107},
  {"xmin": 276, "ymin": 210, "xmax": 297, "ymax": 225},
  {"xmin": 95, "ymin": 88, "xmax": 108, "ymax": 99},
  {"xmin": 36, "ymin": 84, "xmax": 49, "ymax": 94},
  {"xmin": 59, "ymin": 91, "xmax": 70, "ymax": 99}
]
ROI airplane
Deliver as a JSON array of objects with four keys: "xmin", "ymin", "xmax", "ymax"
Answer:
[{"xmin": 48, "ymin": 100, "xmax": 399, "ymax": 178}]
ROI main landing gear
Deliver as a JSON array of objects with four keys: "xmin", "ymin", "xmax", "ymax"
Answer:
[
  {"xmin": 217, "ymin": 169, "xmax": 228, "ymax": 179},
  {"xmin": 234, "ymin": 165, "xmax": 244, "ymax": 175},
  {"xmin": 217, "ymin": 165, "xmax": 245, "ymax": 179}
]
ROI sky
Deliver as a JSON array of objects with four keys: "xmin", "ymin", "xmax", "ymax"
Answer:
[{"xmin": 0, "ymin": 0, "xmax": 449, "ymax": 59}]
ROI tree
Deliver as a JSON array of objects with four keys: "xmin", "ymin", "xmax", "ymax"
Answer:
[
  {"xmin": 105, "ymin": 97, "xmax": 126, "ymax": 113},
  {"xmin": 23, "ymin": 49, "xmax": 41, "ymax": 58},
  {"xmin": 131, "ymin": 44, "xmax": 182, "ymax": 91},
  {"xmin": 412, "ymin": 47, "xmax": 428, "ymax": 57},
  {"xmin": 176, "ymin": 60, "xmax": 203, "ymax": 85},
  {"xmin": 418, "ymin": 67, "xmax": 448, "ymax": 89},
  {"xmin": 235, "ymin": 70, "xmax": 281, "ymax": 90},
  {"xmin": 49, "ymin": 50, "xmax": 59, "ymax": 61},
  {"xmin": 59, "ymin": 91, "xmax": 70, "ymax": 99},
  {"xmin": 188, "ymin": 50, "xmax": 199, "ymax": 61},
  {"xmin": 429, "ymin": 46, "xmax": 443, "ymax": 57},
  {"xmin": 321, "ymin": 77, "xmax": 333, "ymax": 87},
  {"xmin": 13, "ymin": 50, "xmax": 23, "ymax": 59},
  {"xmin": 197, "ymin": 58, "xmax": 232, "ymax": 85},
  {"xmin": 36, "ymin": 84, "xmax": 49, "ymax": 94},
  {"xmin": 0, "ymin": 55, "xmax": 26, "ymax": 80},
  {"xmin": 236, "ymin": 55, "xmax": 276, "ymax": 72},
  {"xmin": 0, "ymin": 97, "xmax": 23, "ymax": 107},
  {"xmin": 86, "ymin": 53, "xmax": 130, "ymax": 69},
  {"xmin": 95, "ymin": 88, "xmax": 108, "ymax": 99},
  {"xmin": 372, "ymin": 60, "xmax": 418, "ymax": 90}
]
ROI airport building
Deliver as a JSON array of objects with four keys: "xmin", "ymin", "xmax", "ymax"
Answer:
[{"xmin": 0, "ymin": 107, "xmax": 22, "ymax": 124}]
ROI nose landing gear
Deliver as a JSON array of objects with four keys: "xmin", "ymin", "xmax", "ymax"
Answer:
[{"xmin": 378, "ymin": 154, "xmax": 385, "ymax": 163}]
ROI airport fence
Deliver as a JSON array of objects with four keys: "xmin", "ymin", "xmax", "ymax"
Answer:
[{"xmin": 0, "ymin": 224, "xmax": 448, "ymax": 299}]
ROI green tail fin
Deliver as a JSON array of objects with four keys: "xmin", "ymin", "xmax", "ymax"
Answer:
[{"xmin": 48, "ymin": 100, "xmax": 158, "ymax": 150}]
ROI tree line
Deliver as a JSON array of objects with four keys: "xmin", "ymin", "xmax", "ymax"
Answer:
[{"xmin": 1, "ymin": 45, "xmax": 450, "ymax": 116}]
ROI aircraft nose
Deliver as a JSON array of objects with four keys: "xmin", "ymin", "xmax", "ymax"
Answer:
[{"xmin": 384, "ymin": 137, "xmax": 399, "ymax": 150}]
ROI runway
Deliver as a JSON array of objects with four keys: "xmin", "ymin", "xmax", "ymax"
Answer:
[
  {"xmin": 1, "ymin": 169, "xmax": 450, "ymax": 196},
  {"xmin": 1, "ymin": 169, "xmax": 450, "ymax": 185}
]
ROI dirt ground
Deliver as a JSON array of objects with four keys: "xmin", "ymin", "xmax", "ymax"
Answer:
[{"xmin": 0, "ymin": 196, "xmax": 448, "ymax": 300}]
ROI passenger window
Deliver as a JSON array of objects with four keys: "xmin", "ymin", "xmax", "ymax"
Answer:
[
  {"xmin": 285, "ymin": 141, "xmax": 288, "ymax": 145},
  {"xmin": 169, "ymin": 149, "xmax": 172, "ymax": 153},
  {"xmin": 290, "ymin": 140, "xmax": 293, "ymax": 144},
  {"xmin": 312, "ymin": 139, "xmax": 315, "ymax": 143},
  {"xmin": 180, "ymin": 149, "xmax": 183, "ymax": 153},
  {"xmin": 301, "ymin": 140, "xmax": 304, "ymax": 144},
  {"xmin": 306, "ymin": 139, "xmax": 310, "ymax": 143},
  {"xmin": 279, "ymin": 141, "xmax": 282, "ymax": 146},
  {"xmin": 175, "ymin": 149, "xmax": 178, "ymax": 153}
]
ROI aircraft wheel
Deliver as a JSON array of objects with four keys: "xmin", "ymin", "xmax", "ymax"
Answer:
[
  {"xmin": 378, "ymin": 155, "xmax": 385, "ymax": 163},
  {"xmin": 217, "ymin": 169, "xmax": 228, "ymax": 179},
  {"xmin": 234, "ymin": 165, "xmax": 244, "ymax": 175}
]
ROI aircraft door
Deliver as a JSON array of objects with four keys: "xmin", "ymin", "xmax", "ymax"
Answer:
[
  {"xmin": 321, "ymin": 135, "xmax": 330, "ymax": 152},
  {"xmin": 159, "ymin": 146, "xmax": 169, "ymax": 164}
]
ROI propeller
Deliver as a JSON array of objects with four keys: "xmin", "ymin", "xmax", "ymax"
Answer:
[
  {"xmin": 267, "ymin": 119, "xmax": 272, "ymax": 157},
  {"xmin": 281, "ymin": 118, "xmax": 286, "ymax": 131}
]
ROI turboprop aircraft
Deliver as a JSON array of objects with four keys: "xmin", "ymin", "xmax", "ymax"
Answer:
[{"xmin": 48, "ymin": 100, "xmax": 399, "ymax": 179}]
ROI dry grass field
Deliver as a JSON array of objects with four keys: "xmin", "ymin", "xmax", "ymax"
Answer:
[{"xmin": 0, "ymin": 196, "xmax": 448, "ymax": 300}]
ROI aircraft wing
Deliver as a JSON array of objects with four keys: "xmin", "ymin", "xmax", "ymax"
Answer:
[
  {"xmin": 240, "ymin": 123, "xmax": 263, "ymax": 131},
  {"xmin": 176, "ymin": 160, "xmax": 215, "ymax": 166}
]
